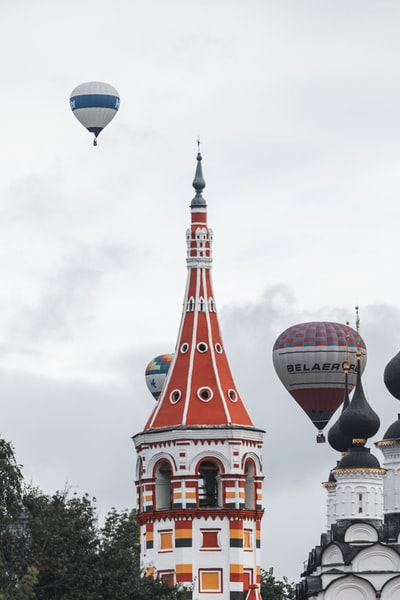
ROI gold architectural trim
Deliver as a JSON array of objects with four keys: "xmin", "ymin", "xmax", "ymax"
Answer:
[
  {"xmin": 376, "ymin": 440, "xmax": 400, "ymax": 447},
  {"xmin": 332, "ymin": 468, "xmax": 386, "ymax": 474}
]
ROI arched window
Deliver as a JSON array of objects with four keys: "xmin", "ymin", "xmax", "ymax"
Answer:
[
  {"xmin": 136, "ymin": 457, "xmax": 144, "ymax": 512},
  {"xmin": 187, "ymin": 297, "xmax": 195, "ymax": 312},
  {"xmin": 155, "ymin": 461, "xmax": 172, "ymax": 510},
  {"xmin": 244, "ymin": 460, "xmax": 256, "ymax": 510},
  {"xmin": 198, "ymin": 460, "xmax": 221, "ymax": 508}
]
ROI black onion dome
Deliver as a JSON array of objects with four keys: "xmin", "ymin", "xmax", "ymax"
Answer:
[
  {"xmin": 382, "ymin": 414, "xmax": 400, "ymax": 441},
  {"xmin": 336, "ymin": 446, "xmax": 381, "ymax": 470},
  {"xmin": 328, "ymin": 417, "xmax": 353, "ymax": 453},
  {"xmin": 384, "ymin": 352, "xmax": 400, "ymax": 400},
  {"xmin": 328, "ymin": 369, "xmax": 353, "ymax": 452},
  {"xmin": 339, "ymin": 356, "xmax": 380, "ymax": 442}
]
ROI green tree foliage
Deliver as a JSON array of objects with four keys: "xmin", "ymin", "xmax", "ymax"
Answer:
[
  {"xmin": 24, "ymin": 489, "xmax": 102, "ymax": 600},
  {"xmin": 99, "ymin": 508, "xmax": 140, "ymax": 599},
  {"xmin": 132, "ymin": 575, "xmax": 193, "ymax": 600},
  {"xmin": 0, "ymin": 439, "xmax": 23, "ymax": 520},
  {"xmin": 0, "ymin": 438, "xmax": 295, "ymax": 600},
  {"xmin": 260, "ymin": 568, "xmax": 296, "ymax": 600},
  {"xmin": 0, "ymin": 438, "xmax": 35, "ymax": 599}
]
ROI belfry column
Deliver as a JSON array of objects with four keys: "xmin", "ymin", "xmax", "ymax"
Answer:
[{"xmin": 133, "ymin": 151, "xmax": 265, "ymax": 600}]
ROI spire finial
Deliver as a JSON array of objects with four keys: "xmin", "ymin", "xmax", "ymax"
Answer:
[
  {"xmin": 338, "ymin": 308, "xmax": 380, "ymax": 446},
  {"xmin": 344, "ymin": 321, "xmax": 350, "ymax": 369},
  {"xmin": 355, "ymin": 306, "xmax": 362, "ymax": 360},
  {"xmin": 191, "ymin": 140, "xmax": 206, "ymax": 207}
]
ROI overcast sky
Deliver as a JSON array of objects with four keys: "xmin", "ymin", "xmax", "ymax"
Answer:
[{"xmin": 2, "ymin": 0, "xmax": 400, "ymax": 583}]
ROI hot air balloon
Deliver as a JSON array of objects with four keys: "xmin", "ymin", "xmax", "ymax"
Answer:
[
  {"xmin": 69, "ymin": 81, "xmax": 120, "ymax": 146},
  {"xmin": 272, "ymin": 321, "xmax": 367, "ymax": 443},
  {"xmin": 145, "ymin": 354, "xmax": 174, "ymax": 401}
]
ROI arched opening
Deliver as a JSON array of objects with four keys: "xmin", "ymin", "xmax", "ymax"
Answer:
[
  {"xmin": 187, "ymin": 297, "xmax": 195, "ymax": 312},
  {"xmin": 244, "ymin": 460, "xmax": 256, "ymax": 509},
  {"xmin": 198, "ymin": 460, "xmax": 221, "ymax": 508},
  {"xmin": 136, "ymin": 457, "xmax": 144, "ymax": 512},
  {"xmin": 155, "ymin": 460, "xmax": 172, "ymax": 510}
]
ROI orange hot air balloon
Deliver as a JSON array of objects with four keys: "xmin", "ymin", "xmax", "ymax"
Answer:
[{"xmin": 272, "ymin": 321, "xmax": 366, "ymax": 442}]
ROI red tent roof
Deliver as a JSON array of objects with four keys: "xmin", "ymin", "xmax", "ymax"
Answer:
[{"xmin": 145, "ymin": 153, "xmax": 254, "ymax": 430}]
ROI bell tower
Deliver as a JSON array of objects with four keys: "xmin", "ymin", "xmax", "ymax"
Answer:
[{"xmin": 132, "ymin": 151, "xmax": 265, "ymax": 600}]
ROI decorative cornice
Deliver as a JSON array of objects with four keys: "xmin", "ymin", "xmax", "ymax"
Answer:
[
  {"xmin": 376, "ymin": 439, "xmax": 400, "ymax": 447},
  {"xmin": 136, "ymin": 507, "xmax": 265, "ymax": 526},
  {"xmin": 333, "ymin": 468, "xmax": 386, "ymax": 475},
  {"xmin": 133, "ymin": 425, "xmax": 265, "ymax": 448}
]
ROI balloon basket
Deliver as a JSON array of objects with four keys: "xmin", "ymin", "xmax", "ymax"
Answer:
[{"xmin": 316, "ymin": 433, "xmax": 326, "ymax": 444}]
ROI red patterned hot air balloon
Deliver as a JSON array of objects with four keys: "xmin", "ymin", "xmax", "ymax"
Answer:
[{"xmin": 272, "ymin": 321, "xmax": 366, "ymax": 442}]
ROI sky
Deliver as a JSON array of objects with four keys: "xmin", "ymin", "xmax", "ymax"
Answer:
[{"xmin": 2, "ymin": 0, "xmax": 400, "ymax": 584}]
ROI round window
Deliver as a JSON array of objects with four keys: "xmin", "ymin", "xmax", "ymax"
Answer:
[
  {"xmin": 215, "ymin": 343, "xmax": 223, "ymax": 354},
  {"xmin": 228, "ymin": 389, "xmax": 238, "ymax": 403},
  {"xmin": 170, "ymin": 389, "xmax": 182, "ymax": 404},
  {"xmin": 197, "ymin": 342, "xmax": 208, "ymax": 353},
  {"xmin": 197, "ymin": 387, "xmax": 213, "ymax": 402},
  {"xmin": 180, "ymin": 342, "xmax": 189, "ymax": 354}
]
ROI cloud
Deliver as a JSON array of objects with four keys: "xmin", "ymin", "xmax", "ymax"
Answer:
[
  {"xmin": 0, "ymin": 242, "xmax": 133, "ymax": 378},
  {"xmin": 2, "ymin": 0, "xmax": 400, "ymax": 585}
]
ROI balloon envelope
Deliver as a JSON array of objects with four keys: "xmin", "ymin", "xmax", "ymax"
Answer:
[
  {"xmin": 70, "ymin": 81, "xmax": 120, "ymax": 142},
  {"xmin": 145, "ymin": 354, "xmax": 174, "ymax": 401},
  {"xmin": 273, "ymin": 321, "xmax": 366, "ymax": 432}
]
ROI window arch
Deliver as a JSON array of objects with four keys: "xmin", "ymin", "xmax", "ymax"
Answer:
[
  {"xmin": 198, "ymin": 459, "xmax": 221, "ymax": 508},
  {"xmin": 244, "ymin": 460, "xmax": 256, "ymax": 509},
  {"xmin": 155, "ymin": 460, "xmax": 172, "ymax": 510},
  {"xmin": 187, "ymin": 297, "xmax": 195, "ymax": 312},
  {"xmin": 136, "ymin": 457, "xmax": 144, "ymax": 512}
]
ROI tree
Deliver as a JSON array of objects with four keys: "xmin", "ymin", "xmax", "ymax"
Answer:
[
  {"xmin": 132, "ymin": 576, "xmax": 193, "ymax": 600},
  {"xmin": 0, "ymin": 438, "xmax": 36, "ymax": 599},
  {"xmin": 0, "ymin": 438, "xmax": 23, "ymax": 519},
  {"xmin": 10, "ymin": 567, "xmax": 39, "ymax": 600},
  {"xmin": 0, "ymin": 438, "xmax": 296, "ymax": 600},
  {"xmin": 99, "ymin": 509, "xmax": 192, "ymax": 600},
  {"xmin": 24, "ymin": 489, "xmax": 102, "ymax": 600},
  {"xmin": 260, "ymin": 568, "xmax": 296, "ymax": 600},
  {"xmin": 99, "ymin": 508, "xmax": 140, "ymax": 599}
]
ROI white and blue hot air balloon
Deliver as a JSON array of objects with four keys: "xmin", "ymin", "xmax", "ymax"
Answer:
[{"xmin": 69, "ymin": 81, "xmax": 120, "ymax": 146}]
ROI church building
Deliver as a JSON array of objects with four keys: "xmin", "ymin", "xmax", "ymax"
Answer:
[
  {"xmin": 296, "ymin": 348, "xmax": 400, "ymax": 599},
  {"xmin": 132, "ymin": 151, "xmax": 265, "ymax": 600}
]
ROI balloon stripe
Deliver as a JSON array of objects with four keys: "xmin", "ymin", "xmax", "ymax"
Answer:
[{"xmin": 70, "ymin": 94, "xmax": 120, "ymax": 111}]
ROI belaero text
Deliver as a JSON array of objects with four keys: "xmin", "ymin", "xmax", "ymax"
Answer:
[{"xmin": 287, "ymin": 362, "xmax": 359, "ymax": 373}]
